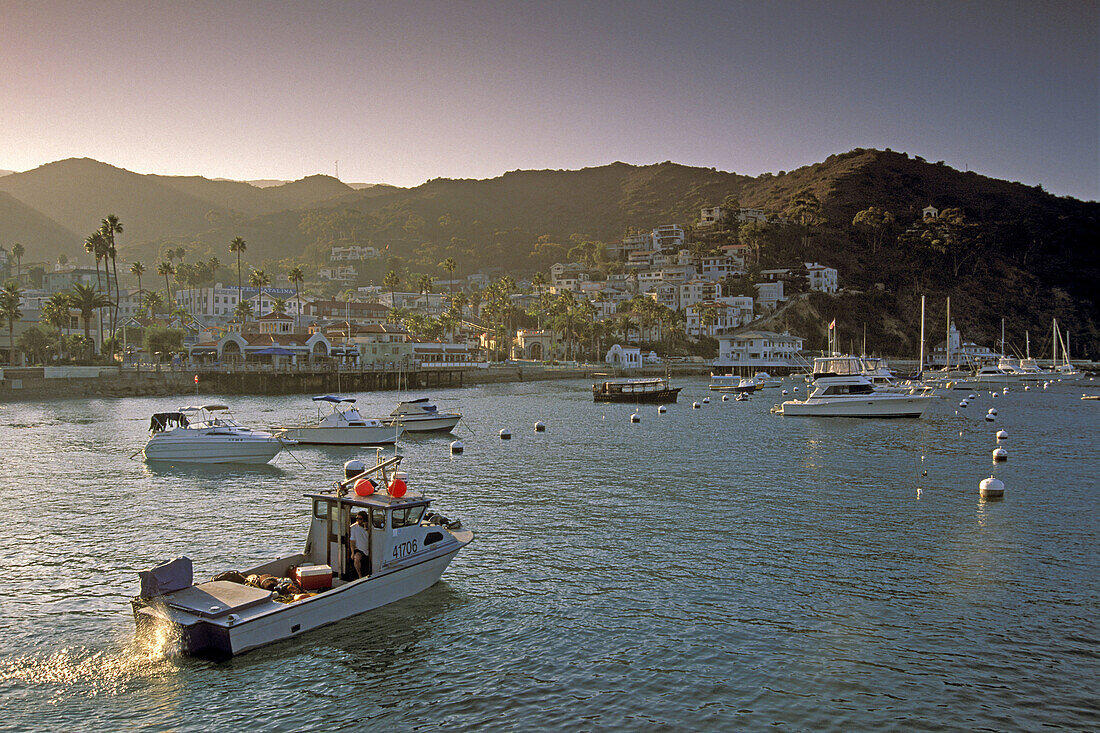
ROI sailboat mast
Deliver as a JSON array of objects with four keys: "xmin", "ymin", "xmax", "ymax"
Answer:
[
  {"xmin": 945, "ymin": 297, "xmax": 951, "ymax": 370},
  {"xmin": 1001, "ymin": 318, "xmax": 1005, "ymax": 357},
  {"xmin": 919, "ymin": 295, "xmax": 925, "ymax": 376},
  {"xmin": 1052, "ymin": 318, "xmax": 1058, "ymax": 368}
]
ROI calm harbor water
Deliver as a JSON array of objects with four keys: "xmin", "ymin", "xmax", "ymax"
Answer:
[{"xmin": 1, "ymin": 377, "xmax": 1098, "ymax": 731}]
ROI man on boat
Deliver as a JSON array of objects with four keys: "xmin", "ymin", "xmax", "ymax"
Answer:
[{"xmin": 351, "ymin": 511, "xmax": 370, "ymax": 578}]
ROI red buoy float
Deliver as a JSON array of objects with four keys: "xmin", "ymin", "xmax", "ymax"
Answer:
[
  {"xmin": 353, "ymin": 477, "xmax": 376, "ymax": 496},
  {"xmin": 388, "ymin": 478, "xmax": 407, "ymax": 498}
]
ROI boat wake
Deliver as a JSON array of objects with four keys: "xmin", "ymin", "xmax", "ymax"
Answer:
[{"xmin": 0, "ymin": 622, "xmax": 182, "ymax": 695}]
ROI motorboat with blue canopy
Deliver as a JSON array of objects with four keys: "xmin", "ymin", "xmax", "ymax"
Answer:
[{"xmin": 279, "ymin": 396, "xmax": 402, "ymax": 445}]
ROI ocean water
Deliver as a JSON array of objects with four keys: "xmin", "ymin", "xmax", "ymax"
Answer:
[{"xmin": 1, "ymin": 377, "xmax": 1097, "ymax": 731}]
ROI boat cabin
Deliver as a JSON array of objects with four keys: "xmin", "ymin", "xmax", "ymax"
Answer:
[{"xmin": 312, "ymin": 395, "xmax": 384, "ymax": 428}]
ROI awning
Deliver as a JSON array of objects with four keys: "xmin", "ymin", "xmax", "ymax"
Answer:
[{"xmin": 253, "ymin": 346, "xmax": 296, "ymax": 356}]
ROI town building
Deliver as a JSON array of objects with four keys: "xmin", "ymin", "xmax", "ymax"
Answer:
[
  {"xmin": 604, "ymin": 343, "xmax": 642, "ymax": 369},
  {"xmin": 713, "ymin": 331, "xmax": 806, "ymax": 375}
]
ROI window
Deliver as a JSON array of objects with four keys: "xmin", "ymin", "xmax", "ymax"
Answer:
[{"xmin": 371, "ymin": 508, "xmax": 385, "ymax": 529}]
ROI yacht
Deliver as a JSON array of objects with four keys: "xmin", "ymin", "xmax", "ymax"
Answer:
[
  {"xmin": 279, "ymin": 396, "xmax": 402, "ymax": 445},
  {"xmin": 772, "ymin": 356, "xmax": 935, "ymax": 417},
  {"xmin": 143, "ymin": 405, "xmax": 290, "ymax": 464},
  {"xmin": 753, "ymin": 372, "xmax": 782, "ymax": 389},
  {"xmin": 132, "ymin": 453, "xmax": 472, "ymax": 657},
  {"xmin": 384, "ymin": 398, "xmax": 462, "ymax": 433}
]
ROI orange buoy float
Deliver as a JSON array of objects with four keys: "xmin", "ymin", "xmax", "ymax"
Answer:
[
  {"xmin": 353, "ymin": 477, "xmax": 376, "ymax": 496},
  {"xmin": 388, "ymin": 478, "xmax": 407, "ymax": 498}
]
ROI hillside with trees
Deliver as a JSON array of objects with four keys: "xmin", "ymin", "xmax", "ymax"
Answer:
[{"xmin": 2, "ymin": 150, "xmax": 1097, "ymax": 357}]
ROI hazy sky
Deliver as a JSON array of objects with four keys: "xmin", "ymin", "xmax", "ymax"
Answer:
[{"xmin": 1, "ymin": 0, "xmax": 1096, "ymax": 199}]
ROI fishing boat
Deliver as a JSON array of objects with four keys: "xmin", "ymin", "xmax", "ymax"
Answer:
[
  {"xmin": 592, "ymin": 377, "xmax": 682, "ymax": 403},
  {"xmin": 143, "ymin": 405, "xmax": 290, "ymax": 464},
  {"xmin": 772, "ymin": 356, "xmax": 935, "ymax": 417},
  {"xmin": 131, "ymin": 453, "xmax": 472, "ymax": 658},
  {"xmin": 279, "ymin": 396, "xmax": 402, "ymax": 445},
  {"xmin": 384, "ymin": 398, "xmax": 462, "ymax": 434}
]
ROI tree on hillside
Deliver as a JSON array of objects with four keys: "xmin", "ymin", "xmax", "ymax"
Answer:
[
  {"xmin": 783, "ymin": 188, "xmax": 825, "ymax": 256},
  {"xmin": 906, "ymin": 207, "xmax": 981, "ymax": 279},
  {"xmin": 229, "ymin": 236, "xmax": 247, "ymax": 315},
  {"xmin": 1, "ymin": 281, "xmax": 22, "ymax": 364},
  {"xmin": 439, "ymin": 257, "xmax": 458, "ymax": 297},
  {"xmin": 739, "ymin": 221, "xmax": 769, "ymax": 267},
  {"xmin": 11, "ymin": 243, "xmax": 24, "ymax": 278},
  {"xmin": 287, "ymin": 265, "xmax": 305, "ymax": 329},
  {"xmin": 852, "ymin": 206, "xmax": 896, "ymax": 256},
  {"xmin": 56, "ymin": 254, "xmax": 68, "ymax": 268}
]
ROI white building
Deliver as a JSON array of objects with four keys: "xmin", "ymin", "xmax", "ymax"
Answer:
[
  {"xmin": 651, "ymin": 225, "xmax": 685, "ymax": 252},
  {"xmin": 805, "ymin": 263, "xmax": 838, "ymax": 293},
  {"xmin": 738, "ymin": 208, "xmax": 769, "ymax": 223},
  {"xmin": 685, "ymin": 297, "xmax": 754, "ymax": 336},
  {"xmin": 698, "ymin": 206, "xmax": 726, "ymax": 228},
  {"xmin": 330, "ymin": 244, "xmax": 382, "ymax": 261},
  {"xmin": 698, "ymin": 254, "xmax": 743, "ymax": 282},
  {"xmin": 172, "ymin": 283, "xmax": 298, "ymax": 322},
  {"xmin": 319, "ymin": 264, "xmax": 358, "ymax": 282},
  {"xmin": 754, "ymin": 281, "xmax": 785, "ymax": 311},
  {"xmin": 605, "ymin": 343, "xmax": 642, "ymax": 369},
  {"xmin": 713, "ymin": 330, "xmax": 805, "ymax": 374}
]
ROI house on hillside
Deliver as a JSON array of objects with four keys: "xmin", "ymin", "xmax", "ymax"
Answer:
[{"xmin": 923, "ymin": 205, "xmax": 940, "ymax": 219}]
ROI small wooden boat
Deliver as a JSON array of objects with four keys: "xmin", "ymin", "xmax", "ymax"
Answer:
[{"xmin": 592, "ymin": 377, "xmax": 681, "ymax": 403}]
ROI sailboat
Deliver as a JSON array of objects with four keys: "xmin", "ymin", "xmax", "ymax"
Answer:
[{"xmin": 1053, "ymin": 319, "xmax": 1081, "ymax": 378}]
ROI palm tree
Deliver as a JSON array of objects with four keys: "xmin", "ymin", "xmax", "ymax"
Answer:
[
  {"xmin": 157, "ymin": 261, "xmax": 175, "ymax": 312},
  {"xmin": 229, "ymin": 236, "xmax": 247, "ymax": 316},
  {"xmin": 130, "ymin": 261, "xmax": 145, "ymax": 306},
  {"xmin": 56, "ymin": 254, "xmax": 68, "ymax": 268},
  {"xmin": 68, "ymin": 283, "xmax": 110, "ymax": 351},
  {"xmin": 248, "ymin": 268, "xmax": 270, "ymax": 318},
  {"xmin": 383, "ymin": 269, "xmax": 401, "ymax": 309},
  {"xmin": 287, "ymin": 265, "xmax": 304, "ymax": 329},
  {"xmin": 11, "ymin": 243, "xmax": 24, "ymax": 279},
  {"xmin": 141, "ymin": 290, "xmax": 164, "ymax": 317},
  {"xmin": 100, "ymin": 214, "xmax": 123, "ymax": 337},
  {"xmin": 0, "ymin": 281, "xmax": 22, "ymax": 364},
  {"xmin": 234, "ymin": 300, "xmax": 253, "ymax": 323},
  {"xmin": 41, "ymin": 292, "xmax": 72, "ymax": 360},
  {"xmin": 271, "ymin": 297, "xmax": 287, "ymax": 316},
  {"xmin": 531, "ymin": 271, "xmax": 548, "ymax": 293},
  {"xmin": 83, "ymin": 231, "xmax": 110, "ymax": 349},
  {"xmin": 206, "ymin": 256, "xmax": 221, "ymax": 287},
  {"xmin": 439, "ymin": 256, "xmax": 457, "ymax": 299}
]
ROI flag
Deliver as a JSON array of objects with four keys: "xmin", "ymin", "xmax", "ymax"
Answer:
[{"xmin": 828, "ymin": 319, "xmax": 836, "ymax": 330}]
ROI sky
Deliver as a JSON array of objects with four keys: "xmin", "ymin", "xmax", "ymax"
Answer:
[{"xmin": 1, "ymin": 0, "xmax": 1096, "ymax": 200}]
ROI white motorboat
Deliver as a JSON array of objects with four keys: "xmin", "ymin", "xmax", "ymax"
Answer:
[
  {"xmin": 953, "ymin": 363, "xmax": 1026, "ymax": 388},
  {"xmin": 384, "ymin": 398, "xmax": 462, "ymax": 434},
  {"xmin": 279, "ymin": 395, "xmax": 402, "ymax": 445},
  {"xmin": 709, "ymin": 374, "xmax": 758, "ymax": 393},
  {"xmin": 132, "ymin": 453, "xmax": 472, "ymax": 658},
  {"xmin": 773, "ymin": 356, "xmax": 935, "ymax": 417},
  {"xmin": 753, "ymin": 372, "xmax": 782, "ymax": 389},
  {"xmin": 143, "ymin": 405, "xmax": 290, "ymax": 464}
]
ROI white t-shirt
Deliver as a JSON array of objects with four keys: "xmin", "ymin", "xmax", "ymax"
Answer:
[{"xmin": 350, "ymin": 522, "xmax": 370, "ymax": 553}]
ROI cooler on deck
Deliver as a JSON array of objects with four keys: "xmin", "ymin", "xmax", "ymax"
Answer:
[{"xmin": 292, "ymin": 564, "xmax": 333, "ymax": 591}]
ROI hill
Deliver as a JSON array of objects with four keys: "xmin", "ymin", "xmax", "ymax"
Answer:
[{"xmin": 0, "ymin": 191, "xmax": 82, "ymax": 257}]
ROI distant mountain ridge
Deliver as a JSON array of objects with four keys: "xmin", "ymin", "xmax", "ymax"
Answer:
[{"xmin": 1, "ymin": 151, "xmax": 1096, "ymax": 355}]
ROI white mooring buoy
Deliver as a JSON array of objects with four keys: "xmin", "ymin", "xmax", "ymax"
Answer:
[
  {"xmin": 658, "ymin": 405, "xmax": 667, "ymax": 413},
  {"xmin": 1003, "ymin": 387, "xmax": 1009, "ymax": 394},
  {"xmin": 721, "ymin": 394, "xmax": 729, "ymax": 402},
  {"xmin": 980, "ymin": 475, "xmax": 1005, "ymax": 499},
  {"xmin": 985, "ymin": 412, "xmax": 996, "ymax": 422},
  {"xmin": 993, "ymin": 447, "xmax": 1008, "ymax": 462},
  {"xmin": 959, "ymin": 400, "xmax": 969, "ymax": 408},
  {"xmin": 692, "ymin": 401, "xmax": 701, "ymax": 409},
  {"xmin": 782, "ymin": 389, "xmax": 789, "ymax": 396},
  {"xmin": 450, "ymin": 440, "xmax": 464, "ymax": 454},
  {"xmin": 630, "ymin": 412, "xmax": 640, "ymax": 423},
  {"xmin": 996, "ymin": 429, "xmax": 1008, "ymax": 441},
  {"xmin": 499, "ymin": 429, "xmax": 512, "ymax": 440},
  {"xmin": 1024, "ymin": 385, "xmax": 1030, "ymax": 391},
  {"xmin": 988, "ymin": 407, "xmax": 998, "ymax": 416},
  {"xmin": 969, "ymin": 393, "xmax": 977, "ymax": 400},
  {"xmin": 702, "ymin": 396, "xmax": 710, "ymax": 404},
  {"xmin": 534, "ymin": 421, "xmax": 546, "ymax": 432},
  {"xmin": 793, "ymin": 387, "xmax": 800, "ymax": 393}
]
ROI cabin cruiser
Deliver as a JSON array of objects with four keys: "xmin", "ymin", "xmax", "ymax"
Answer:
[
  {"xmin": 772, "ymin": 356, "xmax": 935, "ymax": 417},
  {"xmin": 593, "ymin": 377, "xmax": 682, "ymax": 403},
  {"xmin": 132, "ymin": 453, "xmax": 472, "ymax": 658},
  {"xmin": 384, "ymin": 398, "xmax": 462, "ymax": 433},
  {"xmin": 953, "ymin": 363, "xmax": 1026, "ymax": 388},
  {"xmin": 279, "ymin": 396, "xmax": 402, "ymax": 445},
  {"xmin": 143, "ymin": 405, "xmax": 290, "ymax": 464}
]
